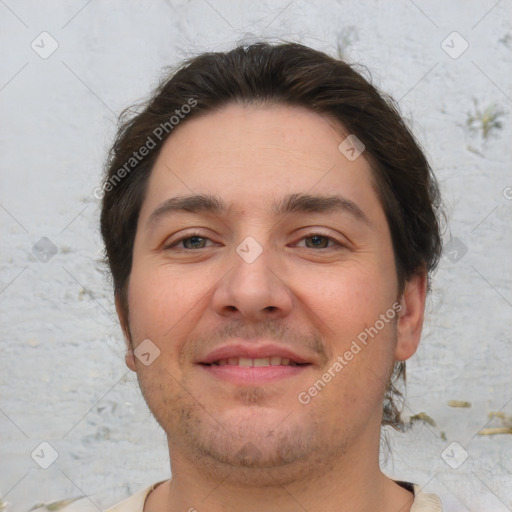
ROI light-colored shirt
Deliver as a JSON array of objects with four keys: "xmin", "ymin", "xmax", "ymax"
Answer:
[{"xmin": 104, "ymin": 479, "xmax": 443, "ymax": 511}]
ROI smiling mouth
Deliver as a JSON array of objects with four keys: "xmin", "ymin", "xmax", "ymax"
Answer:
[{"xmin": 202, "ymin": 357, "xmax": 310, "ymax": 367}]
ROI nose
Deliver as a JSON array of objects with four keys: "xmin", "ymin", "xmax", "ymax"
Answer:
[{"xmin": 211, "ymin": 240, "xmax": 293, "ymax": 322}]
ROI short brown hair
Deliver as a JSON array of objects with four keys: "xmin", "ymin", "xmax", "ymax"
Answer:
[{"xmin": 100, "ymin": 41, "xmax": 444, "ymax": 430}]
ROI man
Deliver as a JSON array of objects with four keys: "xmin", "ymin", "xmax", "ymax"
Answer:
[{"xmin": 100, "ymin": 42, "xmax": 444, "ymax": 511}]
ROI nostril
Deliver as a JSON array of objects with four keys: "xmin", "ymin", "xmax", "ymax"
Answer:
[{"xmin": 265, "ymin": 306, "xmax": 277, "ymax": 312}]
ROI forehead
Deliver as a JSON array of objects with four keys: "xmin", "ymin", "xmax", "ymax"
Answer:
[{"xmin": 139, "ymin": 103, "xmax": 381, "ymax": 221}]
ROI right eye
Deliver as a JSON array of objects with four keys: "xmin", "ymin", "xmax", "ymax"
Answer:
[{"xmin": 164, "ymin": 233, "xmax": 215, "ymax": 250}]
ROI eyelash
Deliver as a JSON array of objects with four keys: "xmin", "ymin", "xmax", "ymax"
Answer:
[{"xmin": 164, "ymin": 231, "xmax": 345, "ymax": 250}]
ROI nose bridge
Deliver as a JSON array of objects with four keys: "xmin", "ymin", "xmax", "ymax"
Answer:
[
  {"xmin": 212, "ymin": 232, "xmax": 292, "ymax": 319},
  {"xmin": 231, "ymin": 233, "xmax": 276, "ymax": 297}
]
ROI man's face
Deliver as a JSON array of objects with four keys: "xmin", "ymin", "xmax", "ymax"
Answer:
[{"xmin": 120, "ymin": 103, "xmax": 422, "ymax": 480}]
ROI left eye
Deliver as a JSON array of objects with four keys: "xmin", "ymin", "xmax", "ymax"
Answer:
[
  {"xmin": 165, "ymin": 233, "xmax": 341, "ymax": 250},
  {"xmin": 168, "ymin": 235, "xmax": 214, "ymax": 250},
  {"xmin": 296, "ymin": 234, "xmax": 338, "ymax": 249}
]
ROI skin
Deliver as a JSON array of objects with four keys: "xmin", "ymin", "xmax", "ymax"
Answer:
[{"xmin": 116, "ymin": 103, "xmax": 427, "ymax": 512}]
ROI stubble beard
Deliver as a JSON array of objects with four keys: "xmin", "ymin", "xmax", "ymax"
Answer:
[{"xmin": 137, "ymin": 368, "xmax": 349, "ymax": 487}]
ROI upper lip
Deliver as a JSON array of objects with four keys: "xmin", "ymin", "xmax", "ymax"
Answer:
[{"xmin": 199, "ymin": 342, "xmax": 312, "ymax": 365}]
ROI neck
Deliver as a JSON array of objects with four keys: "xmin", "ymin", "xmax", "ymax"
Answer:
[{"xmin": 145, "ymin": 433, "xmax": 414, "ymax": 512}]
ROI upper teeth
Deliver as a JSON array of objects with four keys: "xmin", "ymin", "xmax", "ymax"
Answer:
[{"xmin": 213, "ymin": 357, "xmax": 297, "ymax": 367}]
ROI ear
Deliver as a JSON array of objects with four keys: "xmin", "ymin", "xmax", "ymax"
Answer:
[
  {"xmin": 115, "ymin": 294, "xmax": 136, "ymax": 372},
  {"xmin": 394, "ymin": 271, "xmax": 427, "ymax": 361}
]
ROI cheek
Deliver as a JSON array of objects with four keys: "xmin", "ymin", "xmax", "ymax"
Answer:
[
  {"xmin": 300, "ymin": 260, "xmax": 396, "ymax": 336},
  {"xmin": 127, "ymin": 263, "xmax": 186, "ymax": 341},
  {"xmin": 126, "ymin": 261, "xmax": 215, "ymax": 360},
  {"xmin": 297, "ymin": 259, "xmax": 399, "ymax": 398}
]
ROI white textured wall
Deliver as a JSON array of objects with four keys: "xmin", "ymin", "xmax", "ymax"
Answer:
[{"xmin": 1, "ymin": 1, "xmax": 511, "ymax": 510}]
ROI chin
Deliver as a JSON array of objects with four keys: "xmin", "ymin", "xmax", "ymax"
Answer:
[
  {"xmin": 192, "ymin": 437, "xmax": 319, "ymax": 486},
  {"xmin": 172, "ymin": 408, "xmax": 337, "ymax": 480}
]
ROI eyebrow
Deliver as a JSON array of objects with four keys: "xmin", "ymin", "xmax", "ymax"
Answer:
[{"xmin": 146, "ymin": 192, "xmax": 371, "ymax": 231}]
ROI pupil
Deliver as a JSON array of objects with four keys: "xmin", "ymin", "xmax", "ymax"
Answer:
[
  {"xmin": 308, "ymin": 235, "xmax": 327, "ymax": 248},
  {"xmin": 186, "ymin": 236, "xmax": 204, "ymax": 249}
]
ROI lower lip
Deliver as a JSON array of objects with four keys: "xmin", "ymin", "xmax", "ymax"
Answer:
[{"xmin": 199, "ymin": 364, "xmax": 310, "ymax": 384}]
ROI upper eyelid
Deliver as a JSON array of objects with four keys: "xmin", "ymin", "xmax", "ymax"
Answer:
[
  {"xmin": 166, "ymin": 230, "xmax": 345, "ymax": 249},
  {"xmin": 165, "ymin": 232, "xmax": 216, "ymax": 249},
  {"xmin": 293, "ymin": 234, "xmax": 347, "ymax": 249}
]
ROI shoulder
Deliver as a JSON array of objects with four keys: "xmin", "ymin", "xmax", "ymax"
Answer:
[
  {"xmin": 103, "ymin": 486, "xmax": 151, "ymax": 512},
  {"xmin": 410, "ymin": 483, "xmax": 443, "ymax": 512},
  {"xmin": 105, "ymin": 481, "xmax": 166, "ymax": 512},
  {"xmin": 51, "ymin": 481, "xmax": 164, "ymax": 512}
]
